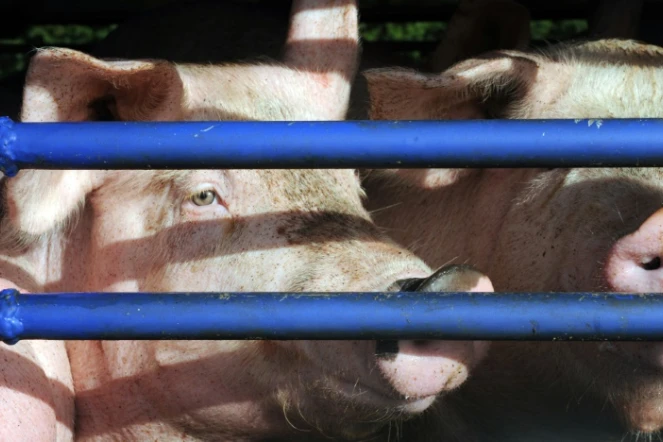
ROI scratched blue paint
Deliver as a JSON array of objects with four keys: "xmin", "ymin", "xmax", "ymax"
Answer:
[
  {"xmin": 2, "ymin": 289, "xmax": 663, "ymax": 343},
  {"xmin": 2, "ymin": 117, "xmax": 663, "ymax": 175}
]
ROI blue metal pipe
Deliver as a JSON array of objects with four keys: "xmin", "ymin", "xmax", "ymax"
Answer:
[
  {"xmin": 2, "ymin": 117, "xmax": 663, "ymax": 176},
  {"xmin": 2, "ymin": 289, "xmax": 663, "ymax": 343}
]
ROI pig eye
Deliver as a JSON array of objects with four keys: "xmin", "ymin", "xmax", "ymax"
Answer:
[{"xmin": 191, "ymin": 190, "xmax": 217, "ymax": 206}]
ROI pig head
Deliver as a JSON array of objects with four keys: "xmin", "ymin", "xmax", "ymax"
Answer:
[
  {"xmin": 0, "ymin": 1, "xmax": 493, "ymax": 440},
  {"xmin": 363, "ymin": 39, "xmax": 663, "ymax": 436}
]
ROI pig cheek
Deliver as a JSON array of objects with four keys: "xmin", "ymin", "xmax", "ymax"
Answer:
[
  {"xmin": 159, "ymin": 224, "xmax": 234, "ymax": 291},
  {"xmin": 139, "ymin": 204, "xmax": 236, "ymax": 292},
  {"xmin": 177, "ymin": 203, "xmax": 236, "ymax": 255}
]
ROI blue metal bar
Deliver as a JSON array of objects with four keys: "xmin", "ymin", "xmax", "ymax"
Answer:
[
  {"xmin": 2, "ymin": 289, "xmax": 663, "ymax": 343},
  {"xmin": 2, "ymin": 117, "xmax": 663, "ymax": 176}
]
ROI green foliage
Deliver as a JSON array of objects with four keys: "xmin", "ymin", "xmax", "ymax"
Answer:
[
  {"xmin": 0, "ymin": 53, "xmax": 26, "ymax": 79},
  {"xmin": 360, "ymin": 22, "xmax": 446, "ymax": 42},
  {"xmin": 24, "ymin": 24, "xmax": 117, "ymax": 45},
  {"xmin": 0, "ymin": 25, "xmax": 116, "ymax": 79},
  {"xmin": 531, "ymin": 19, "xmax": 588, "ymax": 42},
  {"xmin": 360, "ymin": 20, "xmax": 588, "ymax": 43},
  {"xmin": 359, "ymin": 19, "xmax": 588, "ymax": 65}
]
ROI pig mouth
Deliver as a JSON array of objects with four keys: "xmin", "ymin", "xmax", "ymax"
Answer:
[{"xmin": 333, "ymin": 377, "xmax": 437, "ymax": 414}]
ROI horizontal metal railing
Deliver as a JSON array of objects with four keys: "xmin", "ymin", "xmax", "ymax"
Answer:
[
  {"xmin": 1, "ymin": 116, "xmax": 662, "ymax": 343},
  {"xmin": 1, "ymin": 290, "xmax": 661, "ymax": 344},
  {"xmin": 3, "ymin": 117, "xmax": 663, "ymax": 175}
]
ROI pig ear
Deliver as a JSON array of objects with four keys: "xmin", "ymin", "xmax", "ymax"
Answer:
[
  {"xmin": 364, "ymin": 53, "xmax": 538, "ymax": 121},
  {"xmin": 363, "ymin": 53, "xmax": 537, "ymax": 188},
  {"xmin": 3, "ymin": 170, "xmax": 99, "ymax": 238},
  {"xmin": 6, "ymin": 47, "xmax": 183, "ymax": 238},
  {"xmin": 21, "ymin": 47, "xmax": 184, "ymax": 122}
]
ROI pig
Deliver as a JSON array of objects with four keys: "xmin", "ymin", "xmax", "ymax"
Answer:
[
  {"xmin": 362, "ymin": 39, "xmax": 663, "ymax": 441},
  {"xmin": 0, "ymin": 0, "xmax": 494, "ymax": 440}
]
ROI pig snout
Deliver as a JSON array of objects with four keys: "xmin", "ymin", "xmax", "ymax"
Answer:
[
  {"xmin": 377, "ymin": 265, "xmax": 493, "ymax": 402},
  {"xmin": 605, "ymin": 208, "xmax": 663, "ymax": 369},
  {"xmin": 606, "ymin": 207, "xmax": 663, "ymax": 293}
]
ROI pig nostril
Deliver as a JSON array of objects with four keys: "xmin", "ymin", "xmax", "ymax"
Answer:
[
  {"xmin": 641, "ymin": 257, "xmax": 662, "ymax": 271},
  {"xmin": 375, "ymin": 340, "xmax": 399, "ymax": 360},
  {"xmin": 394, "ymin": 278, "xmax": 423, "ymax": 292}
]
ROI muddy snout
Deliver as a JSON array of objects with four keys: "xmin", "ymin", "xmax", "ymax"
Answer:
[{"xmin": 376, "ymin": 265, "xmax": 493, "ymax": 400}]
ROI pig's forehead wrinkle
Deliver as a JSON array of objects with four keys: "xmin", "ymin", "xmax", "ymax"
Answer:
[{"xmin": 286, "ymin": 210, "xmax": 383, "ymax": 245}]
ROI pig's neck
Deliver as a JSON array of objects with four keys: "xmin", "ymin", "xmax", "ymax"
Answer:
[{"xmin": 365, "ymin": 169, "xmax": 534, "ymax": 274}]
